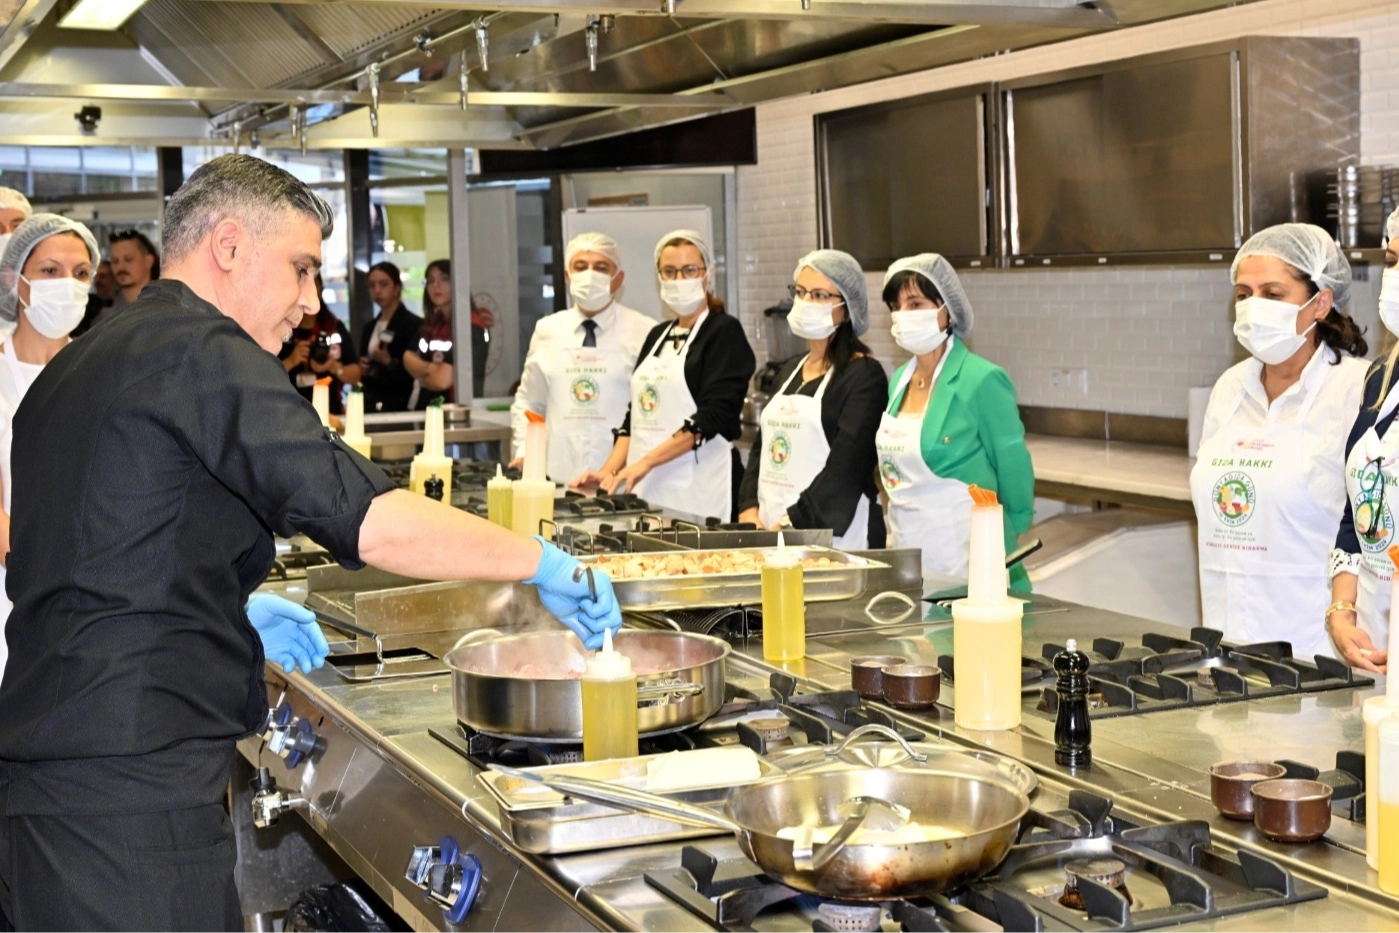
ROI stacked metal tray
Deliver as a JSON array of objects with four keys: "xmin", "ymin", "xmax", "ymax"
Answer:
[
  {"xmin": 577, "ymin": 546, "xmax": 887, "ymax": 610},
  {"xmin": 478, "ymin": 750, "xmax": 783, "ymax": 854}
]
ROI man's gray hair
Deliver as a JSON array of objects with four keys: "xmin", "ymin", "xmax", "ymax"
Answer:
[{"xmin": 162, "ymin": 154, "xmax": 333, "ymax": 263}]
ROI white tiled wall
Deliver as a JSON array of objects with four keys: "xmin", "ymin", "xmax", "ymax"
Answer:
[{"xmin": 737, "ymin": 0, "xmax": 1399, "ymax": 419}]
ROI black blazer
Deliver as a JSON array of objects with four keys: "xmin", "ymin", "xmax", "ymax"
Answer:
[
  {"xmin": 357, "ymin": 303, "xmax": 422, "ymax": 413},
  {"xmin": 738, "ymin": 354, "xmax": 887, "ymax": 537},
  {"xmin": 618, "ymin": 312, "xmax": 756, "ymax": 443},
  {"xmin": 1337, "ymin": 358, "xmax": 1398, "ymax": 556}
]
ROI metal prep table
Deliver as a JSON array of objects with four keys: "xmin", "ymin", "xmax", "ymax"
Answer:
[{"xmin": 236, "ymin": 563, "xmax": 1399, "ymax": 931}]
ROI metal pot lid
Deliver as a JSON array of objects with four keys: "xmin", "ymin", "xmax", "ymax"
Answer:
[{"xmin": 765, "ymin": 724, "xmax": 1038, "ymax": 796}]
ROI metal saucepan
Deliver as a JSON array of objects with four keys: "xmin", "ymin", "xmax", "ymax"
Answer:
[
  {"xmin": 502, "ymin": 762, "xmax": 1030, "ymax": 900},
  {"xmin": 444, "ymin": 629, "xmax": 728, "ymax": 742}
]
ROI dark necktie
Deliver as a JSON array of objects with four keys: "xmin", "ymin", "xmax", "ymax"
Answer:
[{"xmin": 582, "ymin": 318, "xmax": 598, "ymax": 348}]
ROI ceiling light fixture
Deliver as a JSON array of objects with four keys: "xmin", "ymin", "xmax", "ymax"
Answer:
[{"xmin": 59, "ymin": 0, "xmax": 150, "ymax": 30}]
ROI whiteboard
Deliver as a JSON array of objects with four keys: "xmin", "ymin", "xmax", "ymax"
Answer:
[{"xmin": 563, "ymin": 205, "xmax": 713, "ymax": 321}]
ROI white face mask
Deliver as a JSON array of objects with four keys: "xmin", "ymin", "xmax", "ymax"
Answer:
[
  {"xmin": 1380, "ymin": 267, "xmax": 1399, "ymax": 337},
  {"xmin": 568, "ymin": 268, "xmax": 616, "ymax": 314},
  {"xmin": 787, "ymin": 297, "xmax": 841, "ymax": 340},
  {"xmin": 891, "ymin": 308, "xmax": 950, "ymax": 356},
  {"xmin": 1233, "ymin": 293, "xmax": 1317, "ymax": 366},
  {"xmin": 19, "ymin": 275, "xmax": 88, "ymax": 339},
  {"xmin": 659, "ymin": 277, "xmax": 707, "ymax": 316}
]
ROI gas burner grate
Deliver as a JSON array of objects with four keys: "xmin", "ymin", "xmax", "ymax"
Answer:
[
  {"xmin": 1030, "ymin": 626, "xmax": 1372, "ymax": 720},
  {"xmin": 644, "ymin": 790, "xmax": 1328, "ymax": 932}
]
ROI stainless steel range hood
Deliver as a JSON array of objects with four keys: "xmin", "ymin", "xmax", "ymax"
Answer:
[{"xmin": 0, "ymin": 0, "xmax": 1263, "ymax": 149}]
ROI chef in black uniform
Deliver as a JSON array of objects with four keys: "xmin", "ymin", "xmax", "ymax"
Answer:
[{"xmin": 0, "ymin": 154, "xmax": 619, "ymax": 932}]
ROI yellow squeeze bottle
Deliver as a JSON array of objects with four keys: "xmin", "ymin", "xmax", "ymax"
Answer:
[
  {"xmin": 582, "ymin": 628, "xmax": 639, "ymax": 761},
  {"xmin": 410, "ymin": 401, "xmax": 453, "ymax": 498},
  {"xmin": 1380, "ymin": 717, "xmax": 1399, "ymax": 893},
  {"xmin": 950, "ymin": 486, "xmax": 1023, "ymax": 731},
  {"xmin": 487, "ymin": 464, "xmax": 514, "ymax": 529},
  {"xmin": 762, "ymin": 533, "xmax": 805, "ymax": 662}
]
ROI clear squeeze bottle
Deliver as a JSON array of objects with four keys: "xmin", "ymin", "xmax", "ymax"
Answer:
[
  {"xmin": 762, "ymin": 533, "xmax": 806, "ymax": 662},
  {"xmin": 341, "ymin": 387, "xmax": 373, "ymax": 459},
  {"xmin": 512, "ymin": 411, "xmax": 555, "ymax": 537},
  {"xmin": 582, "ymin": 628, "xmax": 639, "ymax": 761},
  {"xmin": 1368, "ymin": 544, "xmax": 1399, "ymax": 868},
  {"xmin": 487, "ymin": 464, "xmax": 514, "ymax": 529},
  {"xmin": 950, "ymin": 486, "xmax": 1024, "ymax": 731}
]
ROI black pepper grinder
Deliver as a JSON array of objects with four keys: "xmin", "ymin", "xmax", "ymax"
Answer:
[
  {"xmin": 424, "ymin": 474, "xmax": 445, "ymax": 502},
  {"xmin": 1053, "ymin": 638, "xmax": 1092, "ymax": 767}
]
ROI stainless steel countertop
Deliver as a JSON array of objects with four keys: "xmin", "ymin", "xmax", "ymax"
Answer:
[{"xmin": 254, "ymin": 571, "xmax": 1399, "ymax": 930}]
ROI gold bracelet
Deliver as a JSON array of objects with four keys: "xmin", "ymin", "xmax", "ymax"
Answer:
[{"xmin": 1325, "ymin": 600, "xmax": 1358, "ymax": 625}]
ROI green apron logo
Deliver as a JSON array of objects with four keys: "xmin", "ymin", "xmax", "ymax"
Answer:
[
  {"xmin": 768, "ymin": 432, "xmax": 791, "ymax": 468},
  {"xmin": 879, "ymin": 456, "xmax": 904, "ymax": 491},
  {"xmin": 571, "ymin": 376, "xmax": 599, "ymax": 405},
  {"xmin": 638, "ymin": 385, "xmax": 659, "ymax": 413},
  {"xmin": 1212, "ymin": 471, "xmax": 1255, "ymax": 527}
]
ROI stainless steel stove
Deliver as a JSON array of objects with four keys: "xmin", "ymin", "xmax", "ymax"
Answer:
[{"xmin": 642, "ymin": 788, "xmax": 1328, "ymax": 932}]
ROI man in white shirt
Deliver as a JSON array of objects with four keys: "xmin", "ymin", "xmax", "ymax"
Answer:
[{"xmin": 511, "ymin": 232, "xmax": 653, "ymax": 482}]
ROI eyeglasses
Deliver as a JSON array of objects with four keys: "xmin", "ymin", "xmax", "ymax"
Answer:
[
  {"xmin": 1361, "ymin": 456, "xmax": 1389, "ymax": 539},
  {"xmin": 423, "ymin": 276, "xmax": 450, "ymax": 287},
  {"xmin": 788, "ymin": 285, "xmax": 841, "ymax": 303},
  {"xmin": 659, "ymin": 264, "xmax": 706, "ymax": 281}
]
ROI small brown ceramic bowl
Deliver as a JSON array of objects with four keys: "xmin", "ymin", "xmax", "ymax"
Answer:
[
  {"xmin": 1251, "ymin": 779, "xmax": 1333, "ymax": 843},
  {"xmin": 1209, "ymin": 760, "xmax": 1288, "ymax": 820},
  {"xmin": 850, "ymin": 656, "xmax": 908, "ymax": 699},
  {"xmin": 880, "ymin": 664, "xmax": 941, "ymax": 709}
]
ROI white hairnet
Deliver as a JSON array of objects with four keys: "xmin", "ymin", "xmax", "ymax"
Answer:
[
  {"xmin": 0, "ymin": 187, "xmax": 31, "ymax": 218},
  {"xmin": 883, "ymin": 253, "xmax": 974, "ymax": 337},
  {"xmin": 1230, "ymin": 223, "xmax": 1351, "ymax": 310},
  {"xmin": 795, "ymin": 249, "xmax": 868, "ymax": 337},
  {"xmin": 654, "ymin": 229, "xmax": 712, "ymax": 271},
  {"xmin": 565, "ymin": 231, "xmax": 622, "ymax": 270},
  {"xmin": 0, "ymin": 213, "xmax": 101, "ymax": 323}
]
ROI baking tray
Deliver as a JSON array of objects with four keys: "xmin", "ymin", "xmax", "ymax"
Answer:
[
  {"xmin": 477, "ymin": 750, "xmax": 782, "ymax": 854},
  {"xmin": 577, "ymin": 546, "xmax": 886, "ymax": 611}
]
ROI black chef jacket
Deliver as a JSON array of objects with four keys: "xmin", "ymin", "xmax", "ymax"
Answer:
[{"xmin": 0, "ymin": 280, "xmax": 395, "ymax": 815}]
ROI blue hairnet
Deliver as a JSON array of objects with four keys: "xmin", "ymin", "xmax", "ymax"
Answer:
[
  {"xmin": 1231, "ymin": 223, "xmax": 1351, "ymax": 310},
  {"xmin": 0, "ymin": 213, "xmax": 101, "ymax": 323},
  {"xmin": 794, "ymin": 249, "xmax": 869, "ymax": 337}
]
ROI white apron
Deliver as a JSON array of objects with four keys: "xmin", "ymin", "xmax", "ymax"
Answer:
[
  {"xmin": 0, "ymin": 339, "xmax": 41, "ymax": 679},
  {"xmin": 545, "ymin": 344, "xmax": 632, "ymax": 483},
  {"xmin": 1190, "ymin": 380, "xmax": 1334, "ymax": 657},
  {"xmin": 627, "ymin": 313, "xmax": 732, "ymax": 522},
  {"xmin": 1346, "ymin": 385, "xmax": 1399, "ymax": 652},
  {"xmin": 757, "ymin": 358, "xmax": 868, "ymax": 549},
  {"xmin": 876, "ymin": 354, "xmax": 969, "ymax": 577}
]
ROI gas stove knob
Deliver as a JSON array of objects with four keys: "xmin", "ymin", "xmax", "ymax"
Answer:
[
  {"xmin": 277, "ymin": 718, "xmax": 319, "ymax": 769},
  {"xmin": 261, "ymin": 704, "xmax": 293, "ymax": 744},
  {"xmin": 404, "ymin": 836, "xmax": 482, "ymax": 925}
]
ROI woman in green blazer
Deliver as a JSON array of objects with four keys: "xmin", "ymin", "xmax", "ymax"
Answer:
[{"xmin": 875, "ymin": 253, "xmax": 1035, "ymax": 590}]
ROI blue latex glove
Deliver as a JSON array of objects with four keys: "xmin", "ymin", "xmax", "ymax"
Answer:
[
  {"xmin": 247, "ymin": 593, "xmax": 330, "ymax": 675},
  {"xmin": 524, "ymin": 537, "xmax": 621, "ymax": 650}
]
